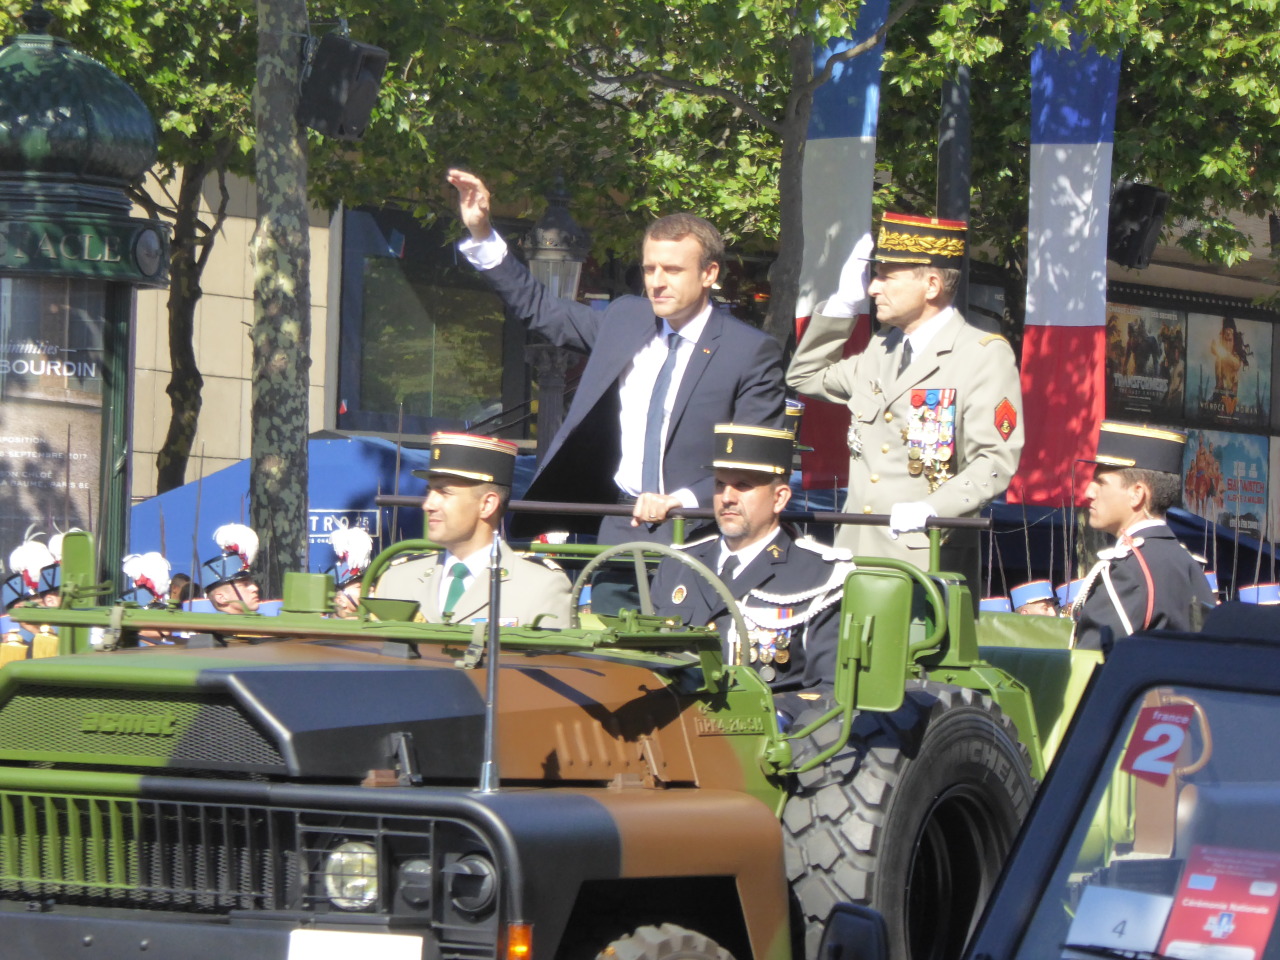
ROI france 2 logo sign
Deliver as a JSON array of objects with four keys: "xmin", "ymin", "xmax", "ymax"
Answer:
[{"xmin": 1120, "ymin": 703, "xmax": 1197, "ymax": 786}]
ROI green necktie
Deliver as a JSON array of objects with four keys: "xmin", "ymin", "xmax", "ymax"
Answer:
[{"xmin": 444, "ymin": 562, "xmax": 469, "ymax": 614}]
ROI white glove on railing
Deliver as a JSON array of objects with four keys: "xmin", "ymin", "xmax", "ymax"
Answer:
[
  {"xmin": 888, "ymin": 501, "xmax": 937, "ymax": 539},
  {"xmin": 823, "ymin": 231, "xmax": 875, "ymax": 318}
]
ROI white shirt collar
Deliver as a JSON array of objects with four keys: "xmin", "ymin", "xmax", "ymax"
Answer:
[
  {"xmin": 903, "ymin": 305, "xmax": 956, "ymax": 355},
  {"xmin": 716, "ymin": 527, "xmax": 782, "ymax": 578},
  {"xmin": 664, "ymin": 301, "xmax": 713, "ymax": 346}
]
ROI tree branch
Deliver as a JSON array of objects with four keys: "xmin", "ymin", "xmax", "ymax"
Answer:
[
  {"xmin": 803, "ymin": 0, "xmax": 921, "ymax": 100},
  {"xmin": 577, "ymin": 55, "xmax": 783, "ymax": 136}
]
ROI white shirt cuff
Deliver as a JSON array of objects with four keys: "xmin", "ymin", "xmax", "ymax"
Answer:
[
  {"xmin": 457, "ymin": 230, "xmax": 508, "ymax": 271},
  {"xmin": 671, "ymin": 487, "xmax": 698, "ymax": 509}
]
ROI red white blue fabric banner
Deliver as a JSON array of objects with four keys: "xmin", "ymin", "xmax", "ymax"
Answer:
[
  {"xmin": 796, "ymin": 1, "xmax": 888, "ymax": 489},
  {"xmin": 1009, "ymin": 28, "xmax": 1121, "ymax": 505}
]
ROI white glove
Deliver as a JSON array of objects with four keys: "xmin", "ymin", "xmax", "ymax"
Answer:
[
  {"xmin": 824, "ymin": 231, "xmax": 875, "ymax": 317},
  {"xmin": 888, "ymin": 501, "xmax": 937, "ymax": 539}
]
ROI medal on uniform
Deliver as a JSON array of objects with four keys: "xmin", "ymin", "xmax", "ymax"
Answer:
[
  {"xmin": 774, "ymin": 647, "xmax": 791, "ymax": 664},
  {"xmin": 847, "ymin": 423, "xmax": 863, "ymax": 457},
  {"xmin": 671, "ymin": 585, "xmax": 687, "ymax": 604},
  {"xmin": 758, "ymin": 664, "xmax": 777, "ymax": 682}
]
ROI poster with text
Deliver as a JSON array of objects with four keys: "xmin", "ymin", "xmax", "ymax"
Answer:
[
  {"xmin": 0, "ymin": 278, "xmax": 105, "ymax": 559},
  {"xmin": 1184, "ymin": 429, "xmax": 1268, "ymax": 538},
  {"xmin": 1184, "ymin": 312, "xmax": 1272, "ymax": 429},
  {"xmin": 1106, "ymin": 304, "xmax": 1186, "ymax": 421}
]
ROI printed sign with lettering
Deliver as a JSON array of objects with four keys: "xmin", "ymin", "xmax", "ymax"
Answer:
[
  {"xmin": 1160, "ymin": 845, "xmax": 1280, "ymax": 960},
  {"xmin": 1120, "ymin": 703, "xmax": 1197, "ymax": 787}
]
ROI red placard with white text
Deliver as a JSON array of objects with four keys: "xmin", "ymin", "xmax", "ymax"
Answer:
[
  {"xmin": 1120, "ymin": 704, "xmax": 1197, "ymax": 787},
  {"xmin": 1159, "ymin": 845, "xmax": 1280, "ymax": 960}
]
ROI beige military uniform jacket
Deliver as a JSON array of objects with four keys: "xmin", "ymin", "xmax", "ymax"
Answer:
[
  {"xmin": 787, "ymin": 306, "xmax": 1024, "ymax": 568},
  {"xmin": 373, "ymin": 540, "xmax": 573, "ymax": 628}
]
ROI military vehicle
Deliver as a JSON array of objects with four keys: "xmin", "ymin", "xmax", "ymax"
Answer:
[
  {"xmin": 824, "ymin": 603, "xmax": 1280, "ymax": 960},
  {"xmin": 0, "ymin": 528, "xmax": 1105, "ymax": 960}
]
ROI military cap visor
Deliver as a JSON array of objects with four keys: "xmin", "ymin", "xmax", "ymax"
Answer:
[
  {"xmin": 872, "ymin": 212, "xmax": 967, "ymax": 269},
  {"xmin": 412, "ymin": 432, "xmax": 518, "ymax": 487},
  {"xmin": 201, "ymin": 554, "xmax": 254, "ymax": 591},
  {"xmin": 1010, "ymin": 580, "xmax": 1056, "ymax": 608},
  {"xmin": 1089, "ymin": 422, "xmax": 1186, "ymax": 475},
  {"xmin": 711, "ymin": 424, "xmax": 794, "ymax": 476}
]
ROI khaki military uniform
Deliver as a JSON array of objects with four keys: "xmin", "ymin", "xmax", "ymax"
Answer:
[
  {"xmin": 787, "ymin": 306, "xmax": 1024, "ymax": 571},
  {"xmin": 374, "ymin": 541, "xmax": 572, "ymax": 628}
]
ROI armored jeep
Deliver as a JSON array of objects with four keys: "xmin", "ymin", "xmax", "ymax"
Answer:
[{"xmin": 0, "ymin": 529, "xmax": 1104, "ymax": 960}]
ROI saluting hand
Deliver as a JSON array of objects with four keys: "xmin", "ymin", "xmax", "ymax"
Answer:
[
  {"xmin": 447, "ymin": 169, "xmax": 494, "ymax": 241},
  {"xmin": 826, "ymin": 230, "xmax": 875, "ymax": 318}
]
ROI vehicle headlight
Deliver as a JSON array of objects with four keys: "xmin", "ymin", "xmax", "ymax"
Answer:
[{"xmin": 323, "ymin": 841, "xmax": 379, "ymax": 910}]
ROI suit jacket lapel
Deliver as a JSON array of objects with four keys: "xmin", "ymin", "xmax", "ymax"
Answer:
[
  {"xmin": 419, "ymin": 558, "xmax": 445, "ymax": 622},
  {"xmin": 730, "ymin": 537, "xmax": 787, "ymax": 598},
  {"xmin": 666, "ymin": 309, "xmax": 722, "ymax": 444}
]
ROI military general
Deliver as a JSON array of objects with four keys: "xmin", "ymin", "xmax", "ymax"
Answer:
[{"xmin": 787, "ymin": 213, "xmax": 1024, "ymax": 578}]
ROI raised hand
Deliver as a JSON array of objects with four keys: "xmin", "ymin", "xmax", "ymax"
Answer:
[{"xmin": 446, "ymin": 169, "xmax": 493, "ymax": 241}]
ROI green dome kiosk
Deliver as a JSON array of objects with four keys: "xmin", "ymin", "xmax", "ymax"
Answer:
[{"xmin": 0, "ymin": 2, "xmax": 169, "ymax": 592}]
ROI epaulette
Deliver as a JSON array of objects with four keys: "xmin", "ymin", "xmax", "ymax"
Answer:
[
  {"xmin": 517, "ymin": 553, "xmax": 565, "ymax": 572},
  {"xmin": 794, "ymin": 536, "xmax": 854, "ymax": 564},
  {"xmin": 979, "ymin": 333, "xmax": 1009, "ymax": 347},
  {"xmin": 388, "ymin": 552, "xmax": 435, "ymax": 567},
  {"xmin": 671, "ymin": 534, "xmax": 718, "ymax": 551}
]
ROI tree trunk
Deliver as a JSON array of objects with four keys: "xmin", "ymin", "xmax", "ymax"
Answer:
[
  {"xmin": 250, "ymin": 0, "xmax": 311, "ymax": 596},
  {"xmin": 155, "ymin": 160, "xmax": 213, "ymax": 493},
  {"xmin": 763, "ymin": 34, "xmax": 816, "ymax": 353}
]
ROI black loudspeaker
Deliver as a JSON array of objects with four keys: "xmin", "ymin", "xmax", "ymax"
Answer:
[
  {"xmin": 1107, "ymin": 180, "xmax": 1169, "ymax": 269},
  {"xmin": 298, "ymin": 33, "xmax": 389, "ymax": 141}
]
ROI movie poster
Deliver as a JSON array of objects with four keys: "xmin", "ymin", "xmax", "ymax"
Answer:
[
  {"xmin": 1184, "ymin": 312, "xmax": 1272, "ymax": 429},
  {"xmin": 1105, "ymin": 304, "xmax": 1186, "ymax": 421},
  {"xmin": 1184, "ymin": 429, "xmax": 1268, "ymax": 538},
  {"xmin": 0, "ymin": 278, "xmax": 104, "ymax": 556}
]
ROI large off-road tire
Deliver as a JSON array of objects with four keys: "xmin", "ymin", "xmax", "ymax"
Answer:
[
  {"xmin": 597, "ymin": 924, "xmax": 735, "ymax": 960},
  {"xmin": 783, "ymin": 682, "xmax": 1034, "ymax": 960}
]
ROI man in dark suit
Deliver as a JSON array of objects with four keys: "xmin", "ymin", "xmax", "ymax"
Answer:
[
  {"xmin": 650, "ymin": 425, "xmax": 852, "ymax": 697},
  {"xmin": 447, "ymin": 170, "xmax": 787, "ymax": 554},
  {"xmin": 1071, "ymin": 422, "xmax": 1216, "ymax": 651}
]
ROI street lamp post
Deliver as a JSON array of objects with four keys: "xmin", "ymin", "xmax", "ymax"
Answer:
[{"xmin": 522, "ymin": 181, "xmax": 590, "ymax": 464}]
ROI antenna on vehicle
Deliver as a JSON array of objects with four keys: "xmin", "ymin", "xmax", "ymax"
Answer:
[{"xmin": 479, "ymin": 529, "xmax": 502, "ymax": 793}]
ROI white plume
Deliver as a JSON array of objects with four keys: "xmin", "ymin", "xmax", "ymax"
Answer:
[
  {"xmin": 122, "ymin": 552, "xmax": 172, "ymax": 600},
  {"xmin": 48, "ymin": 528, "xmax": 83, "ymax": 563},
  {"xmin": 213, "ymin": 523, "xmax": 258, "ymax": 567},
  {"xmin": 329, "ymin": 527, "xmax": 374, "ymax": 572},
  {"xmin": 8, "ymin": 540, "xmax": 55, "ymax": 589}
]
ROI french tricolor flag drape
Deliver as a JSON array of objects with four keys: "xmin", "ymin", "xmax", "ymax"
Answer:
[
  {"xmin": 1008, "ymin": 23, "xmax": 1122, "ymax": 506},
  {"xmin": 794, "ymin": 0, "xmax": 888, "ymax": 490}
]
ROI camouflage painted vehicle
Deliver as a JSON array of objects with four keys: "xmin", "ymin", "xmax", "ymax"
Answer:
[{"xmin": 0, "ymin": 530, "xmax": 1103, "ymax": 960}]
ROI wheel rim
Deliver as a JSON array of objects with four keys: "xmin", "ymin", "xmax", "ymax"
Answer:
[{"xmin": 903, "ymin": 785, "xmax": 1011, "ymax": 960}]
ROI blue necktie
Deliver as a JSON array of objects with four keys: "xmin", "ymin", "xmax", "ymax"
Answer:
[
  {"xmin": 642, "ymin": 332, "xmax": 681, "ymax": 494},
  {"xmin": 443, "ymin": 562, "xmax": 468, "ymax": 615}
]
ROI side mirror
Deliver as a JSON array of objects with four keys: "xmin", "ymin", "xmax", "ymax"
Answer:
[{"xmin": 819, "ymin": 903, "xmax": 890, "ymax": 960}]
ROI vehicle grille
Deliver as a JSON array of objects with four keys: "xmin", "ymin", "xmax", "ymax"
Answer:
[
  {"xmin": 0, "ymin": 686, "xmax": 286, "ymax": 773},
  {"xmin": 0, "ymin": 792, "xmax": 296, "ymax": 911}
]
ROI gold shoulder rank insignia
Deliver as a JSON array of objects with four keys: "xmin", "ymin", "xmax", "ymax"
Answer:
[{"xmin": 979, "ymin": 333, "xmax": 1009, "ymax": 346}]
